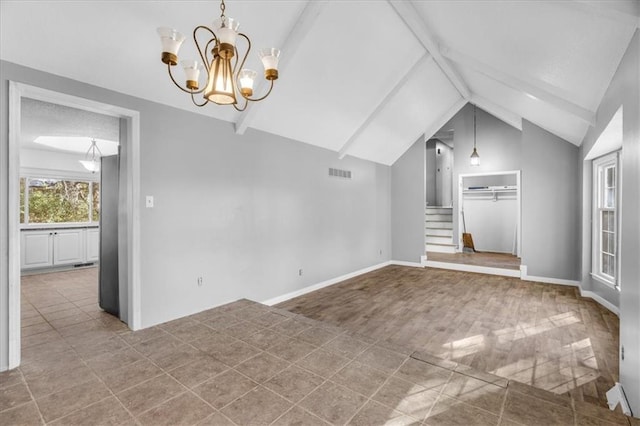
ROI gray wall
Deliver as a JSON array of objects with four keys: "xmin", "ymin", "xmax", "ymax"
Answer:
[
  {"xmin": 391, "ymin": 137, "xmax": 425, "ymax": 263},
  {"xmin": 451, "ymin": 104, "xmax": 522, "ymax": 246},
  {"xmin": 579, "ymin": 33, "xmax": 640, "ymax": 414},
  {"xmin": 521, "ymin": 120, "xmax": 580, "ymax": 280},
  {"xmin": 0, "ymin": 60, "xmax": 392, "ymax": 366}
]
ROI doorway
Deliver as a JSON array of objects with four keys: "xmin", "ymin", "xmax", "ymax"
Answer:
[
  {"xmin": 7, "ymin": 82, "xmax": 141, "ymax": 369},
  {"xmin": 426, "ymin": 138, "xmax": 454, "ymax": 207}
]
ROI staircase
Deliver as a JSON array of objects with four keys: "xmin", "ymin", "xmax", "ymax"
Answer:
[{"xmin": 425, "ymin": 206, "xmax": 456, "ymax": 253}]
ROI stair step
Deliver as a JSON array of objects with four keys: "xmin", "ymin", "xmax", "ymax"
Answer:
[
  {"xmin": 426, "ymin": 228, "xmax": 453, "ymax": 237},
  {"xmin": 425, "ymin": 214, "xmax": 453, "ymax": 222},
  {"xmin": 426, "ymin": 236, "xmax": 453, "ymax": 244},
  {"xmin": 426, "ymin": 207, "xmax": 453, "ymax": 215},
  {"xmin": 426, "ymin": 243, "xmax": 457, "ymax": 254},
  {"xmin": 425, "ymin": 221, "xmax": 453, "ymax": 229}
]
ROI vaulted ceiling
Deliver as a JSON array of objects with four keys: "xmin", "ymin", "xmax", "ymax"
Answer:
[{"xmin": 1, "ymin": 1, "xmax": 638, "ymax": 165}]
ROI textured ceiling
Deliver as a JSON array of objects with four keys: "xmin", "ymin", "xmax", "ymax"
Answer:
[
  {"xmin": 2, "ymin": 0, "xmax": 638, "ymax": 165},
  {"xmin": 21, "ymin": 98, "xmax": 120, "ymax": 153}
]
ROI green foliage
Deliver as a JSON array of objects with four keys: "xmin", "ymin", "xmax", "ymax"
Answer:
[{"xmin": 24, "ymin": 178, "xmax": 99, "ymax": 224}]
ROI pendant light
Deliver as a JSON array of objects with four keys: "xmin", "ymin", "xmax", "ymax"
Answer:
[
  {"xmin": 79, "ymin": 139, "xmax": 102, "ymax": 173},
  {"xmin": 470, "ymin": 105, "xmax": 480, "ymax": 166}
]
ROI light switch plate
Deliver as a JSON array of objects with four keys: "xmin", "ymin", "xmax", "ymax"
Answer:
[{"xmin": 145, "ymin": 196, "xmax": 154, "ymax": 208}]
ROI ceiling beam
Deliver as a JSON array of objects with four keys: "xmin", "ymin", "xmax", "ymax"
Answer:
[
  {"xmin": 234, "ymin": 0, "xmax": 328, "ymax": 135},
  {"xmin": 388, "ymin": 97, "xmax": 467, "ymax": 165},
  {"xmin": 388, "ymin": 0, "xmax": 470, "ymax": 100},
  {"xmin": 441, "ymin": 46, "xmax": 596, "ymax": 126},
  {"xmin": 423, "ymin": 98, "xmax": 468, "ymax": 143},
  {"xmin": 338, "ymin": 54, "xmax": 430, "ymax": 159},
  {"xmin": 470, "ymin": 94, "xmax": 523, "ymax": 131}
]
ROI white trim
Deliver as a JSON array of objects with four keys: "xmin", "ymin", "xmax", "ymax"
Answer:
[
  {"xmin": 6, "ymin": 83, "xmax": 142, "ymax": 371},
  {"xmin": 8, "ymin": 83, "xmax": 21, "ymax": 370},
  {"xmin": 424, "ymin": 260, "xmax": 521, "ymax": 278},
  {"xmin": 580, "ymin": 290, "xmax": 620, "ymax": 316},
  {"xmin": 606, "ymin": 383, "xmax": 632, "ymax": 416},
  {"xmin": 261, "ymin": 261, "xmax": 391, "ymax": 306},
  {"xmin": 389, "ymin": 260, "xmax": 424, "ymax": 268},
  {"xmin": 520, "ymin": 265, "xmax": 580, "ymax": 287},
  {"xmin": 520, "ymin": 266, "xmax": 619, "ymax": 316}
]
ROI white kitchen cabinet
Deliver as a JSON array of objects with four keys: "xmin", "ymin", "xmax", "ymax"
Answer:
[
  {"xmin": 52, "ymin": 229, "xmax": 85, "ymax": 265},
  {"xmin": 21, "ymin": 230, "xmax": 53, "ymax": 269},
  {"xmin": 86, "ymin": 228, "xmax": 100, "ymax": 262},
  {"xmin": 21, "ymin": 227, "xmax": 99, "ymax": 270}
]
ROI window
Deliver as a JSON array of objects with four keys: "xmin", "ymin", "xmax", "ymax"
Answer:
[
  {"xmin": 592, "ymin": 152, "xmax": 619, "ymax": 288},
  {"xmin": 20, "ymin": 176, "xmax": 100, "ymax": 225}
]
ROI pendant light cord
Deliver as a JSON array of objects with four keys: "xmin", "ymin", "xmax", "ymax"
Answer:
[{"xmin": 473, "ymin": 105, "xmax": 477, "ymax": 149}]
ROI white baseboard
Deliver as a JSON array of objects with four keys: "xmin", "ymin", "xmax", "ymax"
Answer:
[
  {"xmin": 606, "ymin": 383, "xmax": 632, "ymax": 416},
  {"xmin": 424, "ymin": 260, "xmax": 521, "ymax": 278},
  {"xmin": 389, "ymin": 260, "xmax": 424, "ymax": 268},
  {"xmin": 520, "ymin": 266, "xmax": 619, "ymax": 316},
  {"xmin": 580, "ymin": 290, "xmax": 620, "ymax": 315},
  {"xmin": 261, "ymin": 261, "xmax": 392, "ymax": 306},
  {"xmin": 520, "ymin": 265, "xmax": 581, "ymax": 287}
]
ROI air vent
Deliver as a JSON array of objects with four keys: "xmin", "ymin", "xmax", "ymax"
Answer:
[{"xmin": 329, "ymin": 167, "xmax": 352, "ymax": 179}]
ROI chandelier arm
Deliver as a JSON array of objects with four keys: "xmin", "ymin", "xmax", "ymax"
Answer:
[
  {"xmin": 233, "ymin": 97, "xmax": 249, "ymax": 112},
  {"xmin": 235, "ymin": 33, "xmax": 251, "ymax": 74},
  {"xmin": 194, "ymin": 25, "xmax": 218, "ymax": 93},
  {"xmin": 167, "ymin": 62, "xmax": 195, "ymax": 94},
  {"xmin": 243, "ymin": 79, "xmax": 275, "ymax": 102},
  {"xmin": 190, "ymin": 91, "xmax": 209, "ymax": 107}
]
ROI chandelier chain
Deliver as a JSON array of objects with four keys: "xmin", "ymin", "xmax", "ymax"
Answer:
[{"xmin": 220, "ymin": 0, "xmax": 226, "ymax": 19}]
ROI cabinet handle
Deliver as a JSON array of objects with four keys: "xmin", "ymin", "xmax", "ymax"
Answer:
[{"xmin": 49, "ymin": 232, "xmax": 53, "ymax": 236}]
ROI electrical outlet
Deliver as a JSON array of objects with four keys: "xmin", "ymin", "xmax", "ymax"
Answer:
[
  {"xmin": 145, "ymin": 195, "xmax": 154, "ymax": 208},
  {"xmin": 298, "ymin": 269, "xmax": 303, "ymax": 276},
  {"xmin": 197, "ymin": 277, "xmax": 203, "ymax": 287}
]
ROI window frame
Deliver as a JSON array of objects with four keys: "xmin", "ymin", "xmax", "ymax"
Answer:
[
  {"xmin": 591, "ymin": 151, "xmax": 621, "ymax": 290},
  {"xmin": 20, "ymin": 171, "xmax": 100, "ymax": 228}
]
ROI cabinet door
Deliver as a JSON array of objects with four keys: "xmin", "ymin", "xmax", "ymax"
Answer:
[
  {"xmin": 86, "ymin": 228, "xmax": 100, "ymax": 262},
  {"xmin": 53, "ymin": 229, "xmax": 85, "ymax": 265},
  {"xmin": 21, "ymin": 231, "xmax": 53, "ymax": 269}
]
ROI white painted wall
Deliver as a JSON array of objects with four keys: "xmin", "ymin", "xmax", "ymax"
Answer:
[
  {"xmin": 425, "ymin": 139, "xmax": 436, "ymax": 206},
  {"xmin": 579, "ymin": 33, "xmax": 640, "ymax": 415},
  {"xmin": 463, "ymin": 194, "xmax": 517, "ymax": 254}
]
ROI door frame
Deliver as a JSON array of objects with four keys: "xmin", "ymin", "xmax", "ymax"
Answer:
[
  {"xmin": 7, "ymin": 82, "xmax": 142, "ymax": 369},
  {"xmin": 457, "ymin": 170, "xmax": 522, "ymax": 257}
]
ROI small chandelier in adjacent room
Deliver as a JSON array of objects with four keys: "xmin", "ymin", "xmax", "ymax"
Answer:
[
  {"xmin": 157, "ymin": 0, "xmax": 281, "ymax": 111},
  {"xmin": 470, "ymin": 104, "xmax": 480, "ymax": 166},
  {"xmin": 79, "ymin": 139, "xmax": 102, "ymax": 173}
]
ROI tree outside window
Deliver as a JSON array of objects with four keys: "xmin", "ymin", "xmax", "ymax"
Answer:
[{"xmin": 20, "ymin": 176, "xmax": 99, "ymax": 224}]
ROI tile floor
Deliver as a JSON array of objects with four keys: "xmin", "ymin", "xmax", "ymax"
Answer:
[
  {"xmin": 1, "ymin": 268, "xmax": 635, "ymax": 425},
  {"xmin": 278, "ymin": 265, "xmax": 620, "ymax": 407}
]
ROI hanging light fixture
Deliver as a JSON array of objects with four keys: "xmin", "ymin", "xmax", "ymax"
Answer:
[
  {"xmin": 157, "ymin": 0, "xmax": 281, "ymax": 111},
  {"xmin": 79, "ymin": 139, "xmax": 102, "ymax": 173},
  {"xmin": 470, "ymin": 105, "xmax": 480, "ymax": 166}
]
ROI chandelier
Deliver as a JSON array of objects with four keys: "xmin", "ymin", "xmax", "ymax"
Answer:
[{"xmin": 157, "ymin": 0, "xmax": 281, "ymax": 111}]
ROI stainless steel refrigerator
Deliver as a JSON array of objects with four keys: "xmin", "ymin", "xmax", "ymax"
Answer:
[{"xmin": 99, "ymin": 154, "xmax": 120, "ymax": 317}]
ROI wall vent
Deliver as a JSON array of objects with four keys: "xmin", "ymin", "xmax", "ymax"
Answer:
[{"xmin": 329, "ymin": 167, "xmax": 352, "ymax": 179}]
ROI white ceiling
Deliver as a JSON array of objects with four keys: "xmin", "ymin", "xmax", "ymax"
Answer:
[{"xmin": 1, "ymin": 1, "xmax": 638, "ymax": 165}]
